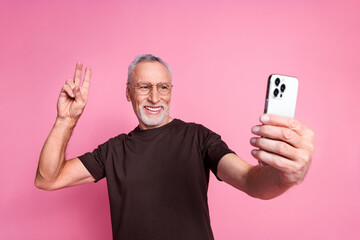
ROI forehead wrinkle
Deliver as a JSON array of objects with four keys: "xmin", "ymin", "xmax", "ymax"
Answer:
[
  {"xmin": 136, "ymin": 81, "xmax": 171, "ymax": 85},
  {"xmin": 133, "ymin": 61, "xmax": 171, "ymax": 85}
]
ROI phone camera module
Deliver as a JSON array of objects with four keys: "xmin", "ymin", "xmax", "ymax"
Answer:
[
  {"xmin": 280, "ymin": 84, "xmax": 286, "ymax": 92},
  {"xmin": 275, "ymin": 78, "xmax": 280, "ymax": 86},
  {"xmin": 273, "ymin": 88, "xmax": 279, "ymax": 97}
]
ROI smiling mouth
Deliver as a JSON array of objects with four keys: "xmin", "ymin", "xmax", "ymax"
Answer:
[{"xmin": 144, "ymin": 106, "xmax": 163, "ymax": 114}]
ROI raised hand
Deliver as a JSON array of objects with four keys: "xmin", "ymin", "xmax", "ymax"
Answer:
[
  {"xmin": 35, "ymin": 62, "xmax": 93, "ymax": 191},
  {"xmin": 250, "ymin": 114, "xmax": 314, "ymax": 187},
  {"xmin": 57, "ymin": 62, "xmax": 91, "ymax": 121}
]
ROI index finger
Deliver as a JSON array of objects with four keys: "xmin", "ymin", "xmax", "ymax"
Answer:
[{"xmin": 260, "ymin": 114, "xmax": 306, "ymax": 136}]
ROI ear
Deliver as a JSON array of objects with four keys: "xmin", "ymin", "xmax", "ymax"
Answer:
[{"xmin": 126, "ymin": 85, "xmax": 131, "ymax": 102}]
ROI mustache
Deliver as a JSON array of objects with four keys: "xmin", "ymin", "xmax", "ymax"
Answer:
[{"xmin": 141, "ymin": 103, "xmax": 167, "ymax": 108}]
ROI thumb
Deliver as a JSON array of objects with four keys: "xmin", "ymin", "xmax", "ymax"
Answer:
[{"xmin": 73, "ymin": 86, "xmax": 83, "ymax": 102}]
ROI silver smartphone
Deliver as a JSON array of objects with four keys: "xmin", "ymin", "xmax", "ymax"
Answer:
[{"xmin": 264, "ymin": 74, "xmax": 299, "ymax": 118}]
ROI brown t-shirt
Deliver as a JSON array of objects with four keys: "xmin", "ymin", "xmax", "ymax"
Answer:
[{"xmin": 79, "ymin": 119, "xmax": 234, "ymax": 240}]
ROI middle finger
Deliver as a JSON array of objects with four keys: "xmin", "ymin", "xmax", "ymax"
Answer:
[
  {"xmin": 73, "ymin": 62, "xmax": 83, "ymax": 86},
  {"xmin": 250, "ymin": 137, "xmax": 299, "ymax": 161},
  {"xmin": 252, "ymin": 124, "xmax": 301, "ymax": 148}
]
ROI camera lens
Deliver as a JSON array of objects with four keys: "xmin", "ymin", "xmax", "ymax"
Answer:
[
  {"xmin": 275, "ymin": 78, "xmax": 280, "ymax": 86},
  {"xmin": 280, "ymin": 84, "xmax": 286, "ymax": 92},
  {"xmin": 273, "ymin": 88, "xmax": 279, "ymax": 97}
]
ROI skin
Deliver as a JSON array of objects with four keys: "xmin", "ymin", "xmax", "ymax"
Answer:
[
  {"xmin": 35, "ymin": 62, "xmax": 95, "ymax": 190},
  {"xmin": 217, "ymin": 114, "xmax": 314, "ymax": 199},
  {"xmin": 35, "ymin": 61, "xmax": 314, "ymax": 200}
]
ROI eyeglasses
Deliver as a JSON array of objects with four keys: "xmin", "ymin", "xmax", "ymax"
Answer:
[{"xmin": 131, "ymin": 82, "xmax": 173, "ymax": 96}]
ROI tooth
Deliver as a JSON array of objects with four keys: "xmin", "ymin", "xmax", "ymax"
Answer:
[{"xmin": 146, "ymin": 106, "xmax": 161, "ymax": 111}]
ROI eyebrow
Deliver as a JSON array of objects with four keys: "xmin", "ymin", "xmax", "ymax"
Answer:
[{"xmin": 136, "ymin": 81, "xmax": 171, "ymax": 85}]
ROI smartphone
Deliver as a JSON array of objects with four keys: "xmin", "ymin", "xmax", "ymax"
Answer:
[{"xmin": 264, "ymin": 74, "xmax": 299, "ymax": 118}]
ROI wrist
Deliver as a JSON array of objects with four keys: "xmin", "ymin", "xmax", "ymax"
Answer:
[
  {"xmin": 55, "ymin": 117, "xmax": 78, "ymax": 130},
  {"xmin": 275, "ymin": 172, "xmax": 296, "ymax": 191}
]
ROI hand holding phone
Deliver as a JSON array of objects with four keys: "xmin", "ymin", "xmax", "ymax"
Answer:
[
  {"xmin": 251, "ymin": 74, "xmax": 313, "ymax": 189},
  {"xmin": 258, "ymin": 74, "xmax": 299, "ymax": 166}
]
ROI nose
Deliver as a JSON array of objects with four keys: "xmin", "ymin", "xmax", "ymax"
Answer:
[{"xmin": 147, "ymin": 85, "xmax": 161, "ymax": 104}]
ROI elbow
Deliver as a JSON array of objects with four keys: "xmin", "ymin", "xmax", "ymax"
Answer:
[
  {"xmin": 243, "ymin": 179, "xmax": 280, "ymax": 200},
  {"xmin": 244, "ymin": 185, "xmax": 286, "ymax": 200},
  {"xmin": 35, "ymin": 167, "xmax": 60, "ymax": 191},
  {"xmin": 34, "ymin": 176, "xmax": 57, "ymax": 191},
  {"xmin": 254, "ymin": 194, "xmax": 277, "ymax": 200},
  {"xmin": 34, "ymin": 180, "xmax": 45, "ymax": 190},
  {"xmin": 34, "ymin": 179, "xmax": 50, "ymax": 191},
  {"xmin": 34, "ymin": 181, "xmax": 56, "ymax": 191},
  {"xmin": 245, "ymin": 188, "xmax": 277, "ymax": 200}
]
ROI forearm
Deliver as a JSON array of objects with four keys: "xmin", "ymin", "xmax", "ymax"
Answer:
[
  {"xmin": 35, "ymin": 118, "xmax": 77, "ymax": 188},
  {"xmin": 245, "ymin": 164, "xmax": 293, "ymax": 200}
]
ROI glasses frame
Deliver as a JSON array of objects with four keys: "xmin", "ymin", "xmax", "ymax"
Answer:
[{"xmin": 130, "ymin": 82, "xmax": 173, "ymax": 96}]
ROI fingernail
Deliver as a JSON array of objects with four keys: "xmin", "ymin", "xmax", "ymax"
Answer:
[
  {"xmin": 251, "ymin": 149, "xmax": 258, "ymax": 155},
  {"xmin": 250, "ymin": 138, "xmax": 256, "ymax": 144},
  {"xmin": 252, "ymin": 126, "xmax": 259, "ymax": 133},
  {"xmin": 261, "ymin": 114, "xmax": 270, "ymax": 122}
]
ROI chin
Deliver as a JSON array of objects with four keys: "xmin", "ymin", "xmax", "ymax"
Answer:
[
  {"xmin": 140, "ymin": 114, "xmax": 168, "ymax": 127},
  {"xmin": 137, "ymin": 109, "xmax": 168, "ymax": 127}
]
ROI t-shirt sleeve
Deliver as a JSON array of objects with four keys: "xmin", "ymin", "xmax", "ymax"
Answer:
[
  {"xmin": 200, "ymin": 125, "xmax": 235, "ymax": 181},
  {"xmin": 78, "ymin": 140, "xmax": 111, "ymax": 182}
]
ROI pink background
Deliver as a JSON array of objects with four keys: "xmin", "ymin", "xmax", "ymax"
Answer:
[{"xmin": 1, "ymin": 0, "xmax": 359, "ymax": 239}]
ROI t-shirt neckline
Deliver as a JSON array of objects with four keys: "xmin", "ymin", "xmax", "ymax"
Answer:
[{"xmin": 132, "ymin": 118, "xmax": 182, "ymax": 135}]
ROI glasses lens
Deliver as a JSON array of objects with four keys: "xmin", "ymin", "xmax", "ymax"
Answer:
[
  {"xmin": 157, "ymin": 83, "xmax": 172, "ymax": 95},
  {"xmin": 136, "ymin": 83, "xmax": 151, "ymax": 95},
  {"xmin": 135, "ymin": 83, "xmax": 172, "ymax": 95}
]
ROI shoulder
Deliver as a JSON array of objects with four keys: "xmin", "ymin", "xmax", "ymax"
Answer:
[
  {"xmin": 173, "ymin": 119, "xmax": 205, "ymax": 132},
  {"xmin": 174, "ymin": 119, "xmax": 216, "ymax": 140},
  {"xmin": 111, "ymin": 133, "xmax": 133, "ymax": 146},
  {"xmin": 95, "ymin": 133, "xmax": 128, "ymax": 149},
  {"xmin": 175, "ymin": 118, "xmax": 209, "ymax": 130}
]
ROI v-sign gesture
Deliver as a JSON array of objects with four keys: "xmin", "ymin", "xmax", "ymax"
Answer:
[
  {"xmin": 35, "ymin": 62, "xmax": 94, "ymax": 191},
  {"xmin": 57, "ymin": 62, "xmax": 91, "ymax": 121}
]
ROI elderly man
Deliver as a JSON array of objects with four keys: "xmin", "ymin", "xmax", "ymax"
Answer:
[{"xmin": 35, "ymin": 54, "xmax": 314, "ymax": 240}]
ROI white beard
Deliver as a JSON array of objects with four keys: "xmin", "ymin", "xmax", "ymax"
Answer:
[{"xmin": 138, "ymin": 103, "xmax": 169, "ymax": 127}]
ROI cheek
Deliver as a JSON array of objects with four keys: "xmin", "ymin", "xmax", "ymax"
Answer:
[
  {"xmin": 132, "ymin": 95, "xmax": 146, "ymax": 109},
  {"xmin": 163, "ymin": 95, "xmax": 171, "ymax": 104}
]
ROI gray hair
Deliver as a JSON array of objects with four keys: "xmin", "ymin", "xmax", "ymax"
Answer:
[{"xmin": 127, "ymin": 54, "xmax": 172, "ymax": 84}]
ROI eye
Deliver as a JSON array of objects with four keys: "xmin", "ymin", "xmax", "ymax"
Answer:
[
  {"xmin": 159, "ymin": 84, "xmax": 170, "ymax": 90},
  {"xmin": 138, "ymin": 85, "xmax": 150, "ymax": 90}
]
